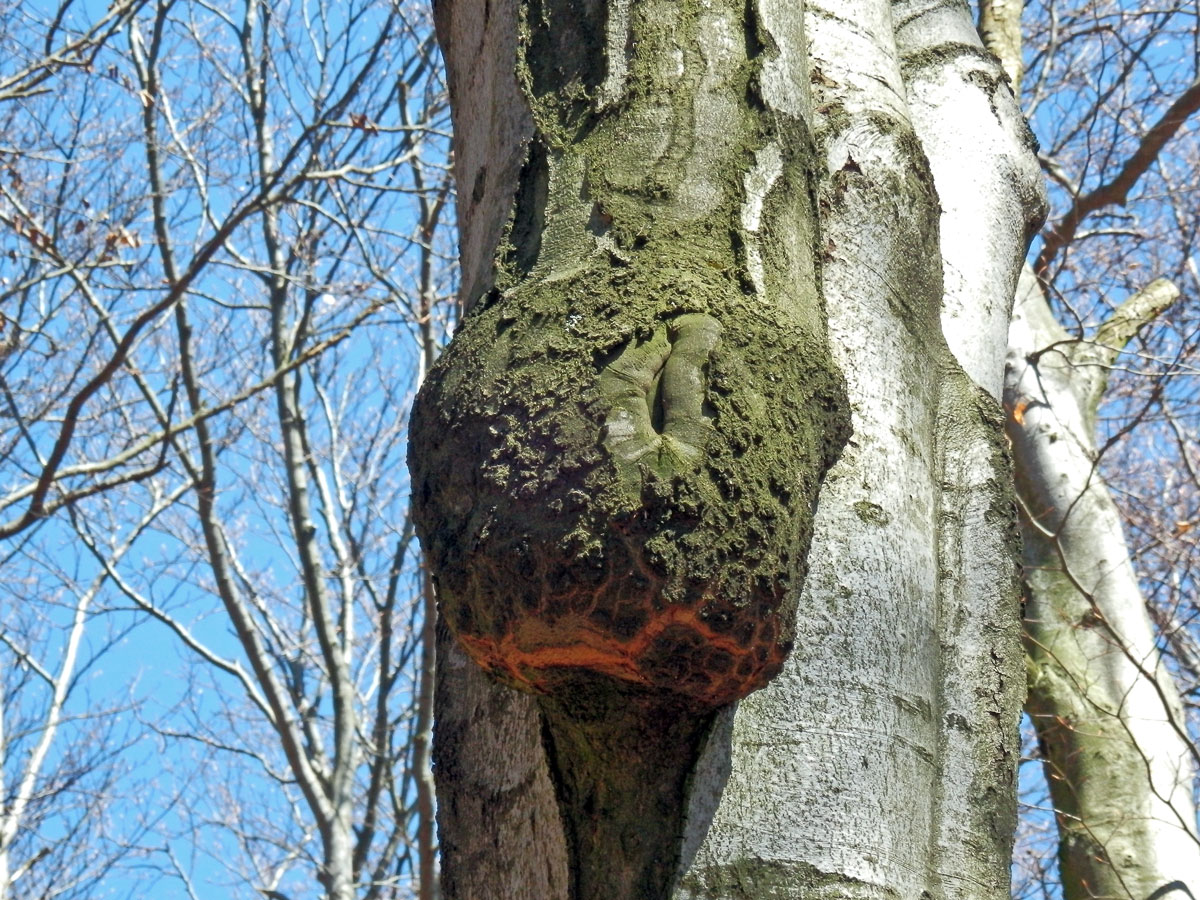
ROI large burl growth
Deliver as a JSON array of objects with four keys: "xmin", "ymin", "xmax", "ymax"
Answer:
[
  {"xmin": 410, "ymin": 0, "xmax": 850, "ymax": 710},
  {"xmin": 410, "ymin": 262, "xmax": 847, "ymax": 708}
]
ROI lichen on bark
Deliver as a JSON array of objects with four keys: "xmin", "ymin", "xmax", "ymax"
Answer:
[{"xmin": 410, "ymin": 0, "xmax": 849, "ymax": 709}]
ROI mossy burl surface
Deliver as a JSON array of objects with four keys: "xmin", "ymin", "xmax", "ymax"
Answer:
[
  {"xmin": 410, "ymin": 251, "xmax": 847, "ymax": 706},
  {"xmin": 409, "ymin": 0, "xmax": 849, "ymax": 709}
]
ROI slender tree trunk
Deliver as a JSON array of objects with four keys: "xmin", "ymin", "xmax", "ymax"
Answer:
[
  {"xmin": 417, "ymin": 1, "xmax": 1044, "ymax": 897},
  {"xmin": 1006, "ymin": 270, "xmax": 1200, "ymax": 899},
  {"xmin": 977, "ymin": 0, "xmax": 1023, "ymax": 88},
  {"xmin": 977, "ymin": 4, "xmax": 1200, "ymax": 894}
]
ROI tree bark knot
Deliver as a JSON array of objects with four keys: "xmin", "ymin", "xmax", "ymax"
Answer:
[{"xmin": 600, "ymin": 312, "xmax": 721, "ymax": 476}]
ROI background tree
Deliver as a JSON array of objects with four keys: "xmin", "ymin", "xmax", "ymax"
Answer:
[
  {"xmin": 2, "ymin": 5, "xmax": 163, "ymax": 897},
  {"xmin": 0, "ymin": 515, "xmax": 157, "ymax": 900},
  {"xmin": 1, "ymin": 1, "xmax": 452, "ymax": 897},
  {"xmin": 974, "ymin": 1, "xmax": 1200, "ymax": 896}
]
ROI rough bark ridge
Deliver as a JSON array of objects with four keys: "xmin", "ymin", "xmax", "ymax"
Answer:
[
  {"xmin": 1006, "ymin": 269, "xmax": 1200, "ymax": 899},
  {"xmin": 419, "ymin": 0, "xmax": 1043, "ymax": 897},
  {"xmin": 895, "ymin": 2, "xmax": 1046, "ymax": 889}
]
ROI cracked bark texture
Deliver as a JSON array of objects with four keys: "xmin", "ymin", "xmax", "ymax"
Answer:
[
  {"xmin": 417, "ymin": 0, "xmax": 1045, "ymax": 897},
  {"xmin": 1006, "ymin": 269, "xmax": 1200, "ymax": 899}
]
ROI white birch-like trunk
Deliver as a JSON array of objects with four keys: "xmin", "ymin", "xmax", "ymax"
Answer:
[
  {"xmin": 1006, "ymin": 269, "xmax": 1200, "ymax": 899},
  {"xmin": 421, "ymin": 1, "xmax": 1044, "ymax": 897}
]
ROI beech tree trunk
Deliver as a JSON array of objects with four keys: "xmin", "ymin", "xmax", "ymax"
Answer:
[
  {"xmin": 414, "ymin": 1, "xmax": 1046, "ymax": 897},
  {"xmin": 1006, "ymin": 270, "xmax": 1200, "ymax": 899},
  {"xmin": 974, "ymin": 3, "xmax": 1200, "ymax": 894}
]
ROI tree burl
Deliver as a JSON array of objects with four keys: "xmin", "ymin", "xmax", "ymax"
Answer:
[{"xmin": 409, "ymin": 251, "xmax": 849, "ymax": 709}]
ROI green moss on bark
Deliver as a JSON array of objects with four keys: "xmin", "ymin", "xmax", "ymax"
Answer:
[
  {"xmin": 410, "ymin": 0, "xmax": 849, "ymax": 708},
  {"xmin": 411, "ymin": 245, "xmax": 847, "ymax": 704}
]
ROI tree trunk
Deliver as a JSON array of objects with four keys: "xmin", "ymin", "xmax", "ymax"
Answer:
[
  {"xmin": 1006, "ymin": 269, "xmax": 1200, "ymax": 899},
  {"xmin": 415, "ymin": 0, "xmax": 1045, "ymax": 897},
  {"xmin": 977, "ymin": 3, "xmax": 1200, "ymax": 895}
]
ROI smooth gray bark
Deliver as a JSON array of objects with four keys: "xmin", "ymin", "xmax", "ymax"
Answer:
[
  {"xmin": 976, "ymin": 5, "xmax": 1200, "ymax": 894},
  {"xmin": 1006, "ymin": 269, "xmax": 1200, "ymax": 899},
  {"xmin": 419, "ymin": 1, "xmax": 1044, "ymax": 897},
  {"xmin": 676, "ymin": 3, "xmax": 1042, "ymax": 896}
]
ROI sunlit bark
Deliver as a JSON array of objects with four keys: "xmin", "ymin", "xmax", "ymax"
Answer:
[
  {"xmin": 421, "ymin": 0, "xmax": 1045, "ymax": 896},
  {"xmin": 1007, "ymin": 269, "xmax": 1200, "ymax": 899}
]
